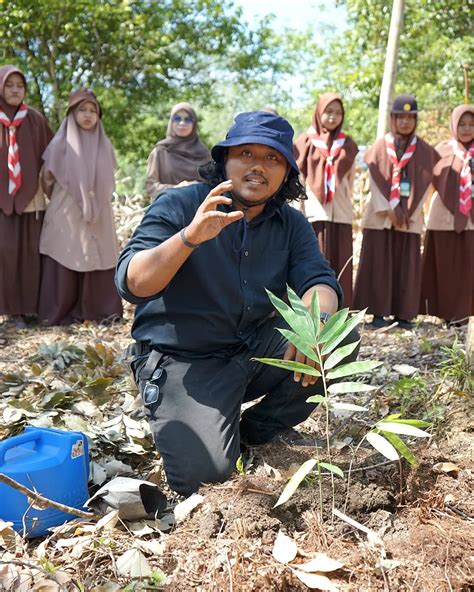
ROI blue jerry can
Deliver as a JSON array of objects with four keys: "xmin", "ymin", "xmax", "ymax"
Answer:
[{"xmin": 0, "ymin": 426, "xmax": 90, "ymax": 537}]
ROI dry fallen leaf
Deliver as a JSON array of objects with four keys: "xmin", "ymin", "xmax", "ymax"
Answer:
[
  {"xmin": 433, "ymin": 462, "xmax": 460, "ymax": 476},
  {"xmin": 95, "ymin": 510, "xmax": 120, "ymax": 532},
  {"xmin": 293, "ymin": 553, "xmax": 344, "ymax": 573},
  {"xmin": 291, "ymin": 569, "xmax": 338, "ymax": 590},
  {"xmin": 173, "ymin": 494, "xmax": 204, "ymax": 523},
  {"xmin": 272, "ymin": 530, "xmax": 298, "ymax": 564},
  {"xmin": 116, "ymin": 548, "xmax": 151, "ymax": 577}
]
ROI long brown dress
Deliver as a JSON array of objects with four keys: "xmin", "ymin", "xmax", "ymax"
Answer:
[
  {"xmin": 420, "ymin": 104, "xmax": 474, "ymax": 322},
  {"xmin": 353, "ymin": 114, "xmax": 437, "ymax": 322},
  {"xmin": 294, "ymin": 93, "xmax": 358, "ymax": 308},
  {"xmin": 38, "ymin": 89, "xmax": 122, "ymax": 325},
  {"xmin": 0, "ymin": 65, "xmax": 53, "ymax": 316}
]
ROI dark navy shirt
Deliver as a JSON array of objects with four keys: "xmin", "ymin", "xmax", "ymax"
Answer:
[{"xmin": 116, "ymin": 183, "xmax": 343, "ymax": 357}]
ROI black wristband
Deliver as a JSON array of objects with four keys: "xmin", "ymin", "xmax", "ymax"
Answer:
[
  {"xmin": 180, "ymin": 227, "xmax": 200, "ymax": 249},
  {"xmin": 320, "ymin": 312, "xmax": 330, "ymax": 324}
]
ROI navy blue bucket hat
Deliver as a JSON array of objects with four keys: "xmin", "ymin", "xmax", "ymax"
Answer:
[{"xmin": 211, "ymin": 111, "xmax": 299, "ymax": 173}]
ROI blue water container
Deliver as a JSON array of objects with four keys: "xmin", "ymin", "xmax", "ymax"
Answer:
[{"xmin": 0, "ymin": 426, "xmax": 90, "ymax": 537}]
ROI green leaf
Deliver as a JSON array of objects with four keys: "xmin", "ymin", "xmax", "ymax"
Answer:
[
  {"xmin": 328, "ymin": 381, "xmax": 378, "ymax": 394},
  {"xmin": 376, "ymin": 422, "xmax": 431, "ymax": 438},
  {"xmin": 321, "ymin": 308, "xmax": 367, "ymax": 355},
  {"xmin": 365, "ymin": 431, "xmax": 400, "ymax": 461},
  {"xmin": 382, "ymin": 432, "xmax": 418, "ymax": 466},
  {"xmin": 266, "ymin": 289, "xmax": 313, "ymax": 342},
  {"xmin": 236, "ymin": 455, "xmax": 245, "ymax": 475},
  {"xmin": 287, "ymin": 285, "xmax": 317, "ymax": 341},
  {"xmin": 83, "ymin": 377, "xmax": 114, "ymax": 396},
  {"xmin": 310, "ymin": 290, "xmax": 321, "ymax": 338},
  {"xmin": 277, "ymin": 328, "xmax": 319, "ymax": 363},
  {"xmin": 306, "ymin": 394, "xmax": 326, "ymax": 404},
  {"xmin": 326, "ymin": 360, "xmax": 382, "ymax": 380},
  {"xmin": 252, "ymin": 357, "xmax": 321, "ymax": 377},
  {"xmin": 273, "ymin": 459, "xmax": 317, "ymax": 507},
  {"xmin": 318, "ymin": 462, "xmax": 344, "ymax": 478},
  {"xmin": 319, "ymin": 308, "xmax": 349, "ymax": 344},
  {"xmin": 330, "ymin": 402, "xmax": 368, "ymax": 412},
  {"xmin": 323, "ymin": 340, "xmax": 360, "ymax": 370},
  {"xmin": 382, "ymin": 418, "xmax": 431, "ymax": 428}
]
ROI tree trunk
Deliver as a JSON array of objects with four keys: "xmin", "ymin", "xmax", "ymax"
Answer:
[{"xmin": 376, "ymin": 0, "xmax": 405, "ymax": 139}]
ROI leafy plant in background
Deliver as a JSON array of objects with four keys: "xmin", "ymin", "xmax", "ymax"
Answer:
[
  {"xmin": 436, "ymin": 340, "xmax": 473, "ymax": 395},
  {"xmin": 254, "ymin": 287, "xmax": 431, "ymax": 509}
]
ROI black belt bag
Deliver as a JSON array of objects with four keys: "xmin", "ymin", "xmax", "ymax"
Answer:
[{"xmin": 126, "ymin": 343, "xmax": 166, "ymax": 414}]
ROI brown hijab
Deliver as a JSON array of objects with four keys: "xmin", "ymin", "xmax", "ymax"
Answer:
[
  {"xmin": 152, "ymin": 102, "xmax": 210, "ymax": 185},
  {"xmin": 0, "ymin": 65, "xmax": 53, "ymax": 215},
  {"xmin": 433, "ymin": 104, "xmax": 474, "ymax": 233},
  {"xmin": 364, "ymin": 110, "xmax": 437, "ymax": 223},
  {"xmin": 42, "ymin": 89, "xmax": 117, "ymax": 223},
  {"xmin": 294, "ymin": 93, "xmax": 358, "ymax": 203}
]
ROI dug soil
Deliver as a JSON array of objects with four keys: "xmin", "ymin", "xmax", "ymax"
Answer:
[{"xmin": 0, "ymin": 312, "xmax": 472, "ymax": 591}]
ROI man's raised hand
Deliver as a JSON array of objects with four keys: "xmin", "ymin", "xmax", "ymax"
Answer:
[{"xmin": 185, "ymin": 180, "xmax": 244, "ymax": 245}]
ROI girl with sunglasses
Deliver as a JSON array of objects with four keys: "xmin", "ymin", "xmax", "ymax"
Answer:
[{"xmin": 145, "ymin": 102, "xmax": 210, "ymax": 200}]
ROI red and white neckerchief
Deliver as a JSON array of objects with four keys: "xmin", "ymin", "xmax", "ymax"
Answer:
[
  {"xmin": 384, "ymin": 133, "xmax": 417, "ymax": 210},
  {"xmin": 0, "ymin": 103, "xmax": 28, "ymax": 196},
  {"xmin": 308, "ymin": 125, "xmax": 346, "ymax": 203},
  {"xmin": 450, "ymin": 138, "xmax": 474, "ymax": 217}
]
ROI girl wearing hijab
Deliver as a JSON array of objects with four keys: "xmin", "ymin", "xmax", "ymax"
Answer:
[
  {"xmin": 145, "ymin": 102, "xmax": 210, "ymax": 200},
  {"xmin": 420, "ymin": 104, "xmax": 474, "ymax": 323},
  {"xmin": 38, "ymin": 89, "xmax": 123, "ymax": 325},
  {"xmin": 0, "ymin": 65, "xmax": 53, "ymax": 320},
  {"xmin": 353, "ymin": 95, "xmax": 437, "ymax": 330},
  {"xmin": 294, "ymin": 93, "xmax": 358, "ymax": 307}
]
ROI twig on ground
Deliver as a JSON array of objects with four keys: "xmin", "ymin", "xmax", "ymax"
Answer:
[{"xmin": 0, "ymin": 473, "xmax": 96, "ymax": 520}]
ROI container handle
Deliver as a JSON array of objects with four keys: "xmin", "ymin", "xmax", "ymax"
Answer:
[{"xmin": 0, "ymin": 430, "xmax": 43, "ymax": 465}]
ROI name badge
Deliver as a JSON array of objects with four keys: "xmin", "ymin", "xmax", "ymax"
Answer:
[{"xmin": 400, "ymin": 179, "xmax": 411, "ymax": 198}]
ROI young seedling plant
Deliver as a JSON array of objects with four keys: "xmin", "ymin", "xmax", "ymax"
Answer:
[{"xmin": 253, "ymin": 287, "xmax": 431, "ymax": 510}]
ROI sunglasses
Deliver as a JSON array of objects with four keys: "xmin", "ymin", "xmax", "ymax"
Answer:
[{"xmin": 172, "ymin": 114, "xmax": 193, "ymax": 124}]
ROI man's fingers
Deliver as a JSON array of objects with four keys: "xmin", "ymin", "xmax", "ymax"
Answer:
[
  {"xmin": 206, "ymin": 180, "xmax": 233, "ymax": 199},
  {"xmin": 201, "ymin": 195, "xmax": 233, "ymax": 210},
  {"xmin": 284, "ymin": 343, "xmax": 296, "ymax": 361},
  {"xmin": 294, "ymin": 348, "xmax": 305, "ymax": 383}
]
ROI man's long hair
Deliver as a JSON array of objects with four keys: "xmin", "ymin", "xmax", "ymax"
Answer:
[{"xmin": 198, "ymin": 155, "xmax": 307, "ymax": 206}]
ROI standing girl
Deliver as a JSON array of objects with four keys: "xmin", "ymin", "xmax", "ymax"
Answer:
[
  {"xmin": 353, "ymin": 95, "xmax": 437, "ymax": 329},
  {"xmin": 38, "ymin": 89, "xmax": 122, "ymax": 325},
  {"xmin": 420, "ymin": 104, "xmax": 474, "ymax": 323},
  {"xmin": 294, "ymin": 93, "xmax": 358, "ymax": 307},
  {"xmin": 145, "ymin": 102, "xmax": 210, "ymax": 200},
  {"xmin": 0, "ymin": 65, "xmax": 53, "ymax": 320}
]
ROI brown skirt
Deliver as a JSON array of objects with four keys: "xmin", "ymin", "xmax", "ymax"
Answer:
[
  {"xmin": 420, "ymin": 230, "xmax": 474, "ymax": 322},
  {"xmin": 38, "ymin": 255, "xmax": 123, "ymax": 326},
  {"xmin": 0, "ymin": 211, "xmax": 43, "ymax": 316},
  {"xmin": 312, "ymin": 221, "xmax": 353, "ymax": 308},
  {"xmin": 353, "ymin": 228, "xmax": 421, "ymax": 321}
]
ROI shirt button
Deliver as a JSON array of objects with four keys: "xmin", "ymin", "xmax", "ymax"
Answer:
[
  {"xmin": 243, "ymin": 279, "xmax": 247, "ymax": 285},
  {"xmin": 246, "ymin": 305, "xmax": 251, "ymax": 311},
  {"xmin": 244, "ymin": 251, "xmax": 249, "ymax": 257},
  {"xmin": 238, "ymin": 330, "xmax": 243, "ymax": 335}
]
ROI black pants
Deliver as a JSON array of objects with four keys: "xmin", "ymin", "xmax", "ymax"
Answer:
[{"xmin": 131, "ymin": 317, "xmax": 358, "ymax": 496}]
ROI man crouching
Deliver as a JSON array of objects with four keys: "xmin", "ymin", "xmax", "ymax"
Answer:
[{"xmin": 116, "ymin": 111, "xmax": 357, "ymax": 496}]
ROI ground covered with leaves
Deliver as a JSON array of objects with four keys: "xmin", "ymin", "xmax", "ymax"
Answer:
[{"xmin": 0, "ymin": 309, "xmax": 473, "ymax": 591}]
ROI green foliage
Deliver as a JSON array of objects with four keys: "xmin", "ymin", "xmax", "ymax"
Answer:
[
  {"xmin": 436, "ymin": 341, "xmax": 473, "ymax": 394},
  {"xmin": 1, "ymin": 0, "xmax": 283, "ymax": 161},
  {"xmin": 300, "ymin": 0, "xmax": 472, "ymax": 144},
  {"xmin": 256, "ymin": 288, "xmax": 430, "ymax": 508}
]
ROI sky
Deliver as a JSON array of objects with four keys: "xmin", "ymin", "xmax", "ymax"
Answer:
[{"xmin": 235, "ymin": 0, "xmax": 347, "ymax": 34}]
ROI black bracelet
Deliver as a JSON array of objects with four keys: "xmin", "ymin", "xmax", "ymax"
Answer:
[{"xmin": 179, "ymin": 227, "xmax": 200, "ymax": 249}]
